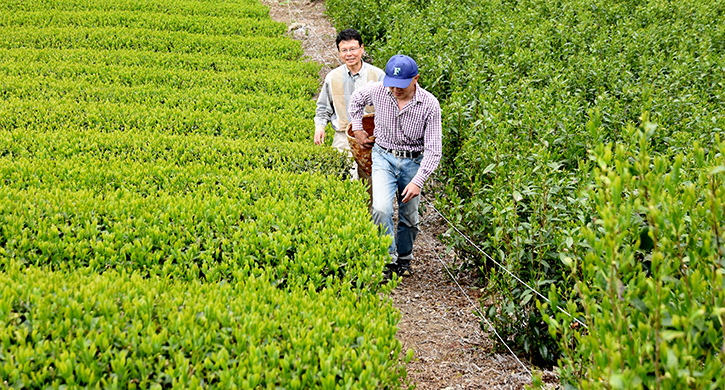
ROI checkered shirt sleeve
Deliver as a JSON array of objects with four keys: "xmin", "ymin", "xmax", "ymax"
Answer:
[{"xmin": 349, "ymin": 82, "xmax": 442, "ymax": 188}]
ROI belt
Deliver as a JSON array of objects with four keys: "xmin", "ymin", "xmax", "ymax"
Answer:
[{"xmin": 378, "ymin": 145, "xmax": 422, "ymax": 159}]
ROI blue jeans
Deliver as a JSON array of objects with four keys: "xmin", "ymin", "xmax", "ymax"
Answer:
[{"xmin": 371, "ymin": 144, "xmax": 423, "ymax": 263}]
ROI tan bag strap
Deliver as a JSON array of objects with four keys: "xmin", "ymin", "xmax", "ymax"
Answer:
[{"xmin": 330, "ymin": 76, "xmax": 348, "ymax": 131}]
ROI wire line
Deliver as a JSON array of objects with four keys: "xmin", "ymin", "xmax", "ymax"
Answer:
[
  {"xmin": 425, "ymin": 199, "xmax": 588, "ymax": 330},
  {"xmin": 419, "ymin": 228, "xmax": 533, "ymax": 376}
]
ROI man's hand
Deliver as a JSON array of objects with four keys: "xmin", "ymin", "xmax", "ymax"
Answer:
[
  {"xmin": 401, "ymin": 183, "xmax": 420, "ymax": 203},
  {"xmin": 314, "ymin": 129, "xmax": 326, "ymax": 145},
  {"xmin": 354, "ymin": 130, "xmax": 375, "ymax": 149}
]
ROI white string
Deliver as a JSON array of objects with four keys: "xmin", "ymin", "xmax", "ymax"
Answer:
[
  {"xmin": 424, "ymin": 199, "xmax": 588, "ymax": 330},
  {"xmin": 419, "ymin": 228, "xmax": 533, "ymax": 376}
]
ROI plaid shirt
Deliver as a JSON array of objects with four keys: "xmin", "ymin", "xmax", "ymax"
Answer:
[{"xmin": 349, "ymin": 82, "xmax": 442, "ymax": 188}]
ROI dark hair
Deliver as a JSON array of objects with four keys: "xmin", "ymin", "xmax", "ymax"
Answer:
[{"xmin": 335, "ymin": 28, "xmax": 363, "ymax": 50}]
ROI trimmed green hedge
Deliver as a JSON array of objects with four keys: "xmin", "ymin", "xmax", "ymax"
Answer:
[
  {"xmin": 0, "ymin": 47, "xmax": 321, "ymax": 74},
  {"xmin": 0, "ymin": 179, "xmax": 386, "ymax": 289},
  {"xmin": 0, "ymin": 0, "xmax": 407, "ymax": 387},
  {"xmin": 0, "ymin": 0, "xmax": 272, "ymax": 19},
  {"xmin": 1, "ymin": 130, "xmax": 350, "ymax": 180},
  {"xmin": 0, "ymin": 10, "xmax": 287, "ymax": 37},
  {"xmin": 0, "ymin": 263, "xmax": 405, "ymax": 388}
]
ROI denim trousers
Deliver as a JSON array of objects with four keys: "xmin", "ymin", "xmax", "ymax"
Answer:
[{"xmin": 371, "ymin": 144, "xmax": 423, "ymax": 262}]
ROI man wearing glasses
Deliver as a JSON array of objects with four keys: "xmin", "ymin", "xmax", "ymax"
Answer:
[
  {"xmin": 349, "ymin": 55, "xmax": 442, "ymax": 277},
  {"xmin": 314, "ymin": 28, "xmax": 385, "ymax": 184}
]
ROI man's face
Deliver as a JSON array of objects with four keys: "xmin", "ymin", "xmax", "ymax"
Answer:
[
  {"xmin": 389, "ymin": 75, "xmax": 419, "ymax": 101},
  {"xmin": 338, "ymin": 39, "xmax": 364, "ymax": 68}
]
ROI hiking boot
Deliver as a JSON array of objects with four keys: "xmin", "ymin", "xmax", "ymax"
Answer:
[
  {"xmin": 397, "ymin": 255, "xmax": 413, "ymax": 277},
  {"xmin": 383, "ymin": 262, "xmax": 399, "ymax": 281},
  {"xmin": 398, "ymin": 263, "xmax": 412, "ymax": 277}
]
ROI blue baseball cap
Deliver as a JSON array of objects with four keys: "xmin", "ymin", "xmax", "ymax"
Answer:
[{"xmin": 383, "ymin": 55, "xmax": 418, "ymax": 89}]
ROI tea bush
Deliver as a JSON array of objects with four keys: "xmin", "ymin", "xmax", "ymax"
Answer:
[
  {"xmin": 0, "ymin": 0, "xmax": 408, "ymax": 386},
  {"xmin": 0, "ymin": 176, "xmax": 386, "ymax": 290},
  {"xmin": 543, "ymin": 124, "xmax": 725, "ymax": 389},
  {"xmin": 327, "ymin": 0, "xmax": 725, "ymax": 369},
  {"xmin": 0, "ymin": 130, "xmax": 351, "ymax": 180},
  {"xmin": 0, "ymin": 263, "xmax": 405, "ymax": 388},
  {"xmin": 1, "ymin": 10, "xmax": 287, "ymax": 37}
]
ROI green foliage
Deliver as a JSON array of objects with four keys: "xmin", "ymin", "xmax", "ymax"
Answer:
[
  {"xmin": 328, "ymin": 0, "xmax": 725, "ymax": 370},
  {"xmin": 0, "ymin": 0, "xmax": 407, "ymax": 386},
  {"xmin": 1, "ymin": 59, "xmax": 318, "ymax": 99},
  {"xmin": 0, "ymin": 129, "xmax": 350, "ymax": 178},
  {"xmin": 1, "ymin": 26, "xmax": 302, "ymax": 58},
  {"xmin": 324, "ymin": 0, "xmax": 392, "ymax": 51},
  {"xmin": 0, "ymin": 96, "xmax": 315, "ymax": 138},
  {"xmin": 0, "ymin": 263, "xmax": 405, "ymax": 388},
  {"xmin": 543, "ymin": 123, "xmax": 725, "ymax": 389},
  {"xmin": 0, "ymin": 0, "xmax": 272, "ymax": 19},
  {"xmin": 0, "ymin": 46, "xmax": 321, "ymax": 74},
  {"xmin": 0, "ymin": 175, "xmax": 387, "ymax": 290},
  {"xmin": 0, "ymin": 10, "xmax": 287, "ymax": 37}
]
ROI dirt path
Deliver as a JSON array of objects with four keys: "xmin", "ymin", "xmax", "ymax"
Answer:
[
  {"xmin": 393, "ymin": 205, "xmax": 537, "ymax": 389},
  {"xmin": 261, "ymin": 1, "xmax": 552, "ymax": 388}
]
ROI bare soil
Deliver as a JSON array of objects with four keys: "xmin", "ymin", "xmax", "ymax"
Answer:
[
  {"xmin": 391, "ymin": 204, "xmax": 539, "ymax": 389},
  {"xmin": 262, "ymin": 0, "xmax": 341, "ymax": 79},
  {"xmin": 261, "ymin": 1, "xmax": 558, "ymax": 388}
]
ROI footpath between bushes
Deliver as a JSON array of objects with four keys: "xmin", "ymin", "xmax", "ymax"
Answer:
[{"xmin": 261, "ymin": 1, "xmax": 555, "ymax": 387}]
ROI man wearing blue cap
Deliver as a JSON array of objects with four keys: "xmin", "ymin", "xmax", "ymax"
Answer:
[{"xmin": 348, "ymin": 54, "xmax": 443, "ymax": 277}]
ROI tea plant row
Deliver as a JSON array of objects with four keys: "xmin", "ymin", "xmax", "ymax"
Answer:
[
  {"xmin": 1, "ymin": 10, "xmax": 286, "ymax": 37},
  {"xmin": 1, "ymin": 264, "xmax": 403, "ymax": 388},
  {"xmin": 0, "ymin": 0, "xmax": 406, "ymax": 388},
  {"xmin": 327, "ymin": 0, "xmax": 725, "ymax": 385}
]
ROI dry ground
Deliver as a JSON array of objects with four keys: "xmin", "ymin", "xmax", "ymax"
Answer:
[
  {"xmin": 391, "ymin": 203, "xmax": 538, "ymax": 389},
  {"xmin": 260, "ymin": 1, "xmax": 558, "ymax": 388}
]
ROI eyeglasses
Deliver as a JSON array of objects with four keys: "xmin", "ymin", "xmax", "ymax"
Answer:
[{"xmin": 339, "ymin": 46, "xmax": 361, "ymax": 54}]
